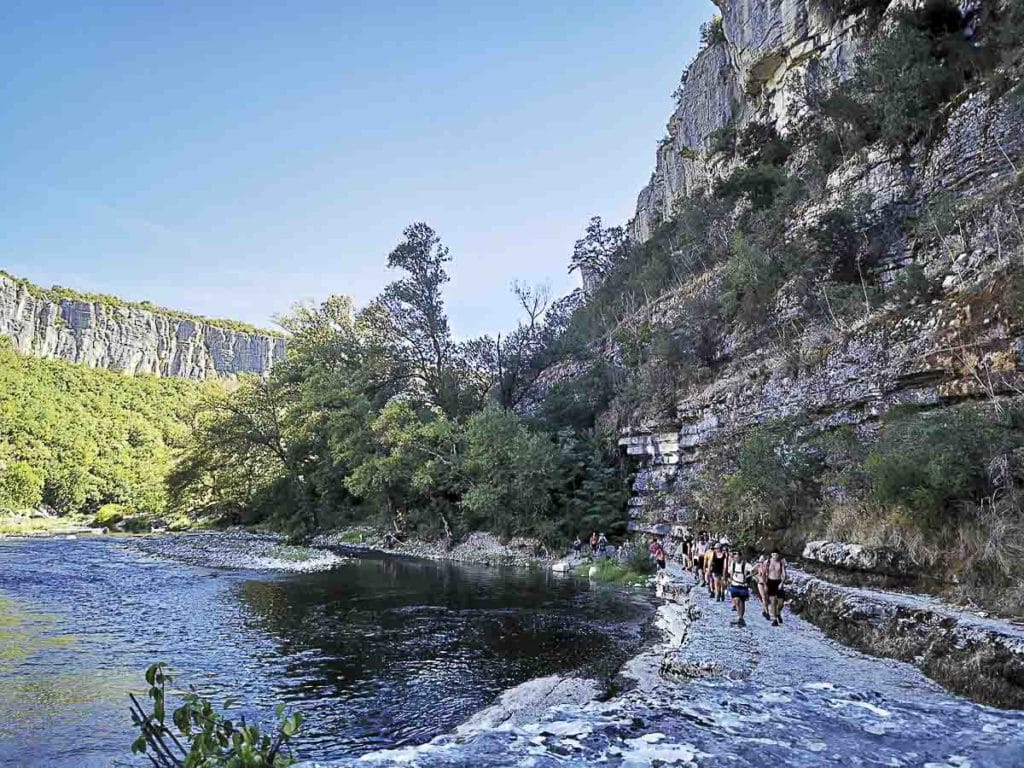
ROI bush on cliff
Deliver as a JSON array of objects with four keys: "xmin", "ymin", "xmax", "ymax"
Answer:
[
  {"xmin": 865, "ymin": 405, "xmax": 1024, "ymax": 525},
  {"xmin": 839, "ymin": 0, "xmax": 982, "ymax": 148},
  {"xmin": 696, "ymin": 421, "xmax": 822, "ymax": 548}
]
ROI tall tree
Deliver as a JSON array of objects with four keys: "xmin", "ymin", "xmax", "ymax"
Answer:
[
  {"xmin": 361, "ymin": 223, "xmax": 464, "ymax": 415},
  {"xmin": 569, "ymin": 216, "xmax": 627, "ymax": 291}
]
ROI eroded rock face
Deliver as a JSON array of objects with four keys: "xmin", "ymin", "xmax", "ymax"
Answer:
[
  {"xmin": 802, "ymin": 540, "xmax": 911, "ymax": 576},
  {"xmin": 614, "ymin": 0, "xmax": 1024, "ymax": 552},
  {"xmin": 0, "ymin": 273, "xmax": 286, "ymax": 380},
  {"xmin": 788, "ymin": 570, "xmax": 1024, "ymax": 708},
  {"xmin": 631, "ymin": 0, "xmax": 872, "ymax": 241}
]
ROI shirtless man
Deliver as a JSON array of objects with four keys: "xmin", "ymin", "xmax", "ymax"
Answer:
[
  {"xmin": 765, "ymin": 551, "xmax": 787, "ymax": 626},
  {"xmin": 755, "ymin": 555, "xmax": 770, "ymax": 621}
]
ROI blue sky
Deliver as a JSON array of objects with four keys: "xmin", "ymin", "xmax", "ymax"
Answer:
[{"xmin": 1, "ymin": 1, "xmax": 714, "ymax": 337}]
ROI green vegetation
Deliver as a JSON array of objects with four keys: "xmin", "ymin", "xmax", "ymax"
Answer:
[
  {"xmin": 699, "ymin": 16, "xmax": 725, "ymax": 48},
  {"xmin": 160, "ymin": 0, "xmax": 1024, "ymax": 553},
  {"xmin": 130, "ymin": 663, "xmax": 302, "ymax": 767},
  {"xmin": 694, "ymin": 404, "xmax": 1024, "ymax": 612},
  {"xmin": 0, "ymin": 270, "xmax": 284, "ymax": 338},
  {"xmin": 168, "ymin": 225, "xmax": 629, "ymax": 543},
  {"xmin": 579, "ymin": 553, "xmax": 654, "ymax": 586},
  {"xmin": 0, "ymin": 338, "xmax": 207, "ymax": 523}
]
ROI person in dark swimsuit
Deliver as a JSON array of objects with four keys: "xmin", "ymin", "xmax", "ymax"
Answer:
[{"xmin": 710, "ymin": 544, "xmax": 727, "ymax": 601}]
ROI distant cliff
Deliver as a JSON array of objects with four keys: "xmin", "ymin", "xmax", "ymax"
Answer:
[{"xmin": 0, "ymin": 272, "xmax": 286, "ymax": 380}]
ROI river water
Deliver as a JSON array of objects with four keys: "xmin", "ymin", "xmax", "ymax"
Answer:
[{"xmin": 0, "ymin": 535, "xmax": 654, "ymax": 767}]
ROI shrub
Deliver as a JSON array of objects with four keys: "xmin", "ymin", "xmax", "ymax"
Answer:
[
  {"xmin": 888, "ymin": 262, "xmax": 939, "ymax": 306},
  {"xmin": 716, "ymin": 164, "xmax": 790, "ymax": 210},
  {"xmin": 720, "ymin": 231, "xmax": 809, "ymax": 326},
  {"xmin": 129, "ymin": 662, "xmax": 303, "ymax": 767},
  {"xmin": 95, "ymin": 503, "xmax": 126, "ymax": 528},
  {"xmin": 708, "ymin": 124, "xmax": 737, "ymax": 157},
  {"xmin": 699, "ymin": 16, "xmax": 725, "ymax": 48},
  {"xmin": 583, "ymin": 557, "xmax": 651, "ymax": 586},
  {"xmin": 736, "ymin": 122, "xmax": 792, "ymax": 167},
  {"xmin": 698, "ymin": 421, "xmax": 821, "ymax": 546},
  {"xmin": 866, "ymin": 405, "xmax": 1024, "ymax": 526},
  {"xmin": 623, "ymin": 543, "xmax": 657, "ymax": 576},
  {"xmin": 850, "ymin": 0, "xmax": 978, "ymax": 147},
  {"xmin": 0, "ymin": 460, "xmax": 44, "ymax": 511}
]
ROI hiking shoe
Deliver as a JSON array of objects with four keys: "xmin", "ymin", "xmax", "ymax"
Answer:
[
  {"xmin": 772, "ymin": 619, "xmax": 779, "ymax": 627},
  {"xmin": 762, "ymin": 610, "xmax": 770, "ymax": 621},
  {"xmin": 737, "ymin": 618, "xmax": 746, "ymax": 627}
]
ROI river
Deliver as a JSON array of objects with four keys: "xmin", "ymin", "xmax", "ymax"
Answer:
[
  {"xmin": 0, "ymin": 534, "xmax": 654, "ymax": 767},
  {"xmin": 3, "ymin": 536, "xmax": 1024, "ymax": 768}
]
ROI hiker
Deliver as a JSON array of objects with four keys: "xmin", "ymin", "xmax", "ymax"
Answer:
[
  {"xmin": 652, "ymin": 539, "xmax": 667, "ymax": 572},
  {"xmin": 682, "ymin": 531, "xmax": 694, "ymax": 570},
  {"xmin": 572, "ymin": 536, "xmax": 582, "ymax": 557},
  {"xmin": 728, "ymin": 549, "xmax": 755, "ymax": 626},
  {"xmin": 709, "ymin": 543, "xmax": 727, "ymax": 601},
  {"xmin": 766, "ymin": 551, "xmax": 787, "ymax": 626},
  {"xmin": 589, "ymin": 531, "xmax": 598, "ymax": 555},
  {"xmin": 693, "ymin": 537, "xmax": 707, "ymax": 585},
  {"xmin": 755, "ymin": 555, "xmax": 770, "ymax": 620},
  {"xmin": 597, "ymin": 532, "xmax": 609, "ymax": 557},
  {"xmin": 703, "ymin": 542, "xmax": 717, "ymax": 597}
]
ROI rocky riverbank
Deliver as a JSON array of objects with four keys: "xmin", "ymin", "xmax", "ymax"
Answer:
[
  {"xmin": 128, "ymin": 531, "xmax": 349, "ymax": 572},
  {"xmin": 300, "ymin": 564, "xmax": 1024, "ymax": 767},
  {"xmin": 312, "ymin": 528, "xmax": 553, "ymax": 569}
]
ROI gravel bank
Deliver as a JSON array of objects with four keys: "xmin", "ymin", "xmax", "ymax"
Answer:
[{"xmin": 312, "ymin": 528, "xmax": 554, "ymax": 569}]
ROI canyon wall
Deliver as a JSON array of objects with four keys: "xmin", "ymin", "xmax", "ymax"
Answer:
[
  {"xmin": 616, "ymin": 0, "xmax": 1024, "ymax": 542},
  {"xmin": 0, "ymin": 272, "xmax": 286, "ymax": 380}
]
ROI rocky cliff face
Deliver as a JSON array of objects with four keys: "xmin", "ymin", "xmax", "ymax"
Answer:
[
  {"xmin": 632, "ymin": 0, "xmax": 866, "ymax": 241},
  {"xmin": 609, "ymin": 0, "xmax": 1024, "ymax": 551},
  {"xmin": 0, "ymin": 273, "xmax": 286, "ymax": 380}
]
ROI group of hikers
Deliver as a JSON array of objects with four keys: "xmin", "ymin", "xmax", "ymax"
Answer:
[
  {"xmin": 680, "ymin": 532, "xmax": 788, "ymax": 627},
  {"xmin": 572, "ymin": 531, "xmax": 609, "ymax": 558},
  {"xmin": 569, "ymin": 529, "xmax": 788, "ymax": 629}
]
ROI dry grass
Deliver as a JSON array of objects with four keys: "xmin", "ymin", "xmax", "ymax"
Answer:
[
  {"xmin": 822, "ymin": 498, "xmax": 1024, "ymax": 614},
  {"xmin": 0, "ymin": 514, "xmax": 92, "ymax": 537}
]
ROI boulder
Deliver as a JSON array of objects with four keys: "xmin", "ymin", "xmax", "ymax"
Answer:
[{"xmin": 802, "ymin": 540, "xmax": 911, "ymax": 576}]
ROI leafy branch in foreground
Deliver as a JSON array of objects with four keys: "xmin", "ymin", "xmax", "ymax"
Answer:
[{"xmin": 129, "ymin": 662, "xmax": 303, "ymax": 768}]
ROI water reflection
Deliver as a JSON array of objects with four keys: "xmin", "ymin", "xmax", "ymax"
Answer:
[
  {"xmin": 233, "ymin": 555, "xmax": 654, "ymax": 753},
  {"xmin": 0, "ymin": 538, "xmax": 654, "ymax": 766}
]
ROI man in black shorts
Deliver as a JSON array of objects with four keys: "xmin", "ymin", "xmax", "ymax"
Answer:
[{"xmin": 765, "ymin": 551, "xmax": 787, "ymax": 626}]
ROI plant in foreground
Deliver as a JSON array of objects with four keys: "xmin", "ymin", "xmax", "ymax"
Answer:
[{"xmin": 129, "ymin": 662, "xmax": 303, "ymax": 767}]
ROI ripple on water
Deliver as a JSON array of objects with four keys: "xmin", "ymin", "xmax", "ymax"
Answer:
[{"xmin": 0, "ymin": 535, "xmax": 655, "ymax": 767}]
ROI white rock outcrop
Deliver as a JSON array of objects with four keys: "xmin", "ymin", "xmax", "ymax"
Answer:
[{"xmin": 0, "ymin": 273, "xmax": 286, "ymax": 380}]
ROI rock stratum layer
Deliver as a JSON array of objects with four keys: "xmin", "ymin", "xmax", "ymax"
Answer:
[
  {"xmin": 616, "ymin": 0, "xmax": 1024, "ymax": 551},
  {"xmin": 0, "ymin": 273, "xmax": 286, "ymax": 380}
]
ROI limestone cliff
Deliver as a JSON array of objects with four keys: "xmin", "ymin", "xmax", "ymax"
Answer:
[
  {"xmin": 0, "ymin": 272, "xmax": 286, "ymax": 380},
  {"xmin": 632, "ymin": 0, "xmax": 866, "ymax": 241},
  {"xmin": 599, "ymin": 0, "xmax": 1024, "ymax": 554}
]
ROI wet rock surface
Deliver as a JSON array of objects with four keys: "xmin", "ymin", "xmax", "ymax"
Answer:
[
  {"xmin": 788, "ymin": 568, "xmax": 1024, "ymax": 708},
  {"xmin": 456, "ymin": 676, "xmax": 601, "ymax": 734},
  {"xmin": 301, "ymin": 565, "xmax": 1024, "ymax": 767}
]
